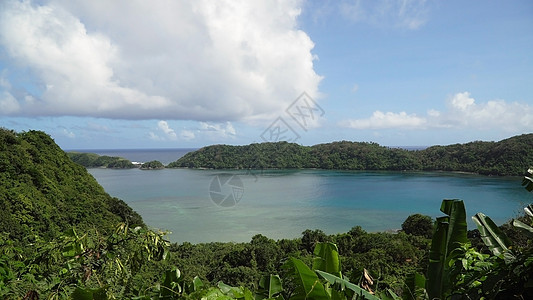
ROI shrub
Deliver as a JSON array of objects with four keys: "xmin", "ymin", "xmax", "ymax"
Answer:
[{"xmin": 402, "ymin": 213, "xmax": 434, "ymax": 238}]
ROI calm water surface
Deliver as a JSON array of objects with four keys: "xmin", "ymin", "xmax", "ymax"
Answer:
[{"xmin": 88, "ymin": 167, "xmax": 530, "ymax": 243}]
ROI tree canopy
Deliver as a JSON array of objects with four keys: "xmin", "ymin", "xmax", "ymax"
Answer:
[
  {"xmin": 140, "ymin": 160, "xmax": 165, "ymax": 170},
  {"xmin": 67, "ymin": 152, "xmax": 136, "ymax": 168},
  {"xmin": 0, "ymin": 128, "xmax": 143, "ymax": 246},
  {"xmin": 168, "ymin": 134, "xmax": 533, "ymax": 175}
]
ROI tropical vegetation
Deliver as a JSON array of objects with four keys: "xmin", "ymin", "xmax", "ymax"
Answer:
[
  {"xmin": 0, "ymin": 129, "xmax": 143, "ymax": 244},
  {"xmin": 168, "ymin": 134, "xmax": 533, "ymax": 176},
  {"xmin": 1, "ymin": 128, "xmax": 532, "ymax": 299},
  {"xmin": 141, "ymin": 160, "xmax": 165, "ymax": 170},
  {"xmin": 67, "ymin": 152, "xmax": 136, "ymax": 169}
]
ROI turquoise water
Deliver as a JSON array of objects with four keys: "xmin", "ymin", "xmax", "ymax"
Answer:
[{"xmin": 88, "ymin": 168, "xmax": 531, "ymax": 243}]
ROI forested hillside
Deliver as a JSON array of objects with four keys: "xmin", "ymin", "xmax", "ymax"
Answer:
[
  {"xmin": 168, "ymin": 134, "xmax": 533, "ymax": 175},
  {"xmin": 0, "ymin": 128, "xmax": 143, "ymax": 245},
  {"xmin": 67, "ymin": 152, "xmax": 136, "ymax": 168}
]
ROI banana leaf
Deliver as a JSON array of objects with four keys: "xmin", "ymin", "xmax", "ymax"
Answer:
[
  {"xmin": 313, "ymin": 242, "xmax": 341, "ymax": 277},
  {"xmin": 513, "ymin": 219, "xmax": 533, "ymax": 238},
  {"xmin": 426, "ymin": 199, "xmax": 468, "ymax": 300},
  {"xmin": 284, "ymin": 257, "xmax": 329, "ymax": 300},
  {"xmin": 316, "ymin": 270, "xmax": 381, "ymax": 300},
  {"xmin": 522, "ymin": 168, "xmax": 533, "ymax": 192},
  {"xmin": 472, "ymin": 213, "xmax": 512, "ymax": 256},
  {"xmin": 402, "ymin": 273, "xmax": 426, "ymax": 300},
  {"xmin": 258, "ymin": 274, "xmax": 283, "ymax": 299}
]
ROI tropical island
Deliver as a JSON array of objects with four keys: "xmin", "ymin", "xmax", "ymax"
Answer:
[
  {"xmin": 140, "ymin": 160, "xmax": 165, "ymax": 170},
  {"xmin": 1, "ymin": 128, "xmax": 532, "ymax": 299},
  {"xmin": 168, "ymin": 134, "xmax": 533, "ymax": 176}
]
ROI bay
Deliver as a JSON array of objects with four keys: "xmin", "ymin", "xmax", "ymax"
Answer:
[{"xmin": 88, "ymin": 166, "xmax": 530, "ymax": 244}]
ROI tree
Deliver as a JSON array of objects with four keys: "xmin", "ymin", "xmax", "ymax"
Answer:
[
  {"xmin": 141, "ymin": 160, "xmax": 165, "ymax": 170},
  {"xmin": 402, "ymin": 214, "xmax": 434, "ymax": 239}
]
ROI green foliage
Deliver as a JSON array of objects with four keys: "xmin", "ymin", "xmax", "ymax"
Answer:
[
  {"xmin": 447, "ymin": 216, "xmax": 533, "ymax": 299},
  {"xmin": 401, "ymin": 214, "xmax": 433, "ymax": 239},
  {"xmin": 257, "ymin": 274, "xmax": 282, "ymax": 299},
  {"xmin": 167, "ymin": 134, "xmax": 533, "ymax": 175},
  {"xmin": 71, "ymin": 287, "xmax": 108, "ymax": 300},
  {"xmin": 1, "ymin": 198, "xmax": 531, "ymax": 299},
  {"xmin": 0, "ymin": 129, "xmax": 143, "ymax": 246},
  {"xmin": 0, "ymin": 223, "xmax": 169, "ymax": 298},
  {"xmin": 312, "ymin": 243, "xmax": 341, "ymax": 278},
  {"xmin": 523, "ymin": 167, "xmax": 533, "ymax": 192},
  {"xmin": 402, "ymin": 273, "xmax": 426, "ymax": 300},
  {"xmin": 140, "ymin": 160, "xmax": 165, "ymax": 170},
  {"xmin": 316, "ymin": 270, "xmax": 381, "ymax": 300},
  {"xmin": 67, "ymin": 152, "xmax": 135, "ymax": 168},
  {"xmin": 3, "ymin": 127, "xmax": 533, "ymax": 299},
  {"xmin": 301, "ymin": 229, "xmax": 330, "ymax": 254},
  {"xmin": 426, "ymin": 200, "xmax": 469, "ymax": 300},
  {"xmin": 472, "ymin": 212, "xmax": 512, "ymax": 256},
  {"xmin": 513, "ymin": 216, "xmax": 533, "ymax": 238},
  {"xmin": 282, "ymin": 257, "xmax": 329, "ymax": 300},
  {"xmin": 161, "ymin": 227, "xmax": 427, "ymax": 297}
]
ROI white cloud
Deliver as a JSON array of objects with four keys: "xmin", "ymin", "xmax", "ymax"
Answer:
[
  {"xmin": 427, "ymin": 109, "xmax": 440, "ymax": 117},
  {"xmin": 0, "ymin": 0, "xmax": 321, "ymax": 121},
  {"xmin": 340, "ymin": 92, "xmax": 533, "ymax": 132},
  {"xmin": 157, "ymin": 120, "xmax": 177, "ymax": 140},
  {"xmin": 148, "ymin": 120, "xmax": 178, "ymax": 141},
  {"xmin": 341, "ymin": 111, "xmax": 426, "ymax": 129},
  {"xmin": 180, "ymin": 130, "xmax": 195, "ymax": 141},
  {"xmin": 60, "ymin": 127, "xmax": 75, "ymax": 138},
  {"xmin": 0, "ymin": 91, "xmax": 20, "ymax": 113},
  {"xmin": 441, "ymin": 92, "xmax": 532, "ymax": 131},
  {"xmin": 148, "ymin": 132, "xmax": 163, "ymax": 141},
  {"xmin": 449, "ymin": 92, "xmax": 475, "ymax": 111},
  {"xmin": 199, "ymin": 121, "xmax": 237, "ymax": 139},
  {"xmin": 340, "ymin": 0, "xmax": 430, "ymax": 30}
]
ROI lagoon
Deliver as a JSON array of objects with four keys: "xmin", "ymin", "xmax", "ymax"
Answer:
[{"xmin": 88, "ymin": 167, "xmax": 530, "ymax": 244}]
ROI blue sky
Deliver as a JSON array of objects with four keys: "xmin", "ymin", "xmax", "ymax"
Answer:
[{"xmin": 1, "ymin": 0, "xmax": 532, "ymax": 149}]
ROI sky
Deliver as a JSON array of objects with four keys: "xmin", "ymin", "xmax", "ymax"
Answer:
[{"xmin": 0, "ymin": 0, "xmax": 532, "ymax": 149}]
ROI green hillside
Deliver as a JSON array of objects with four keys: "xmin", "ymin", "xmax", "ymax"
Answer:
[
  {"xmin": 168, "ymin": 134, "xmax": 533, "ymax": 175},
  {"xmin": 67, "ymin": 152, "xmax": 136, "ymax": 168},
  {"xmin": 0, "ymin": 128, "xmax": 143, "ymax": 245}
]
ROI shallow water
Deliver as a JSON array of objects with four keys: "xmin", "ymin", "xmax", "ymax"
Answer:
[{"xmin": 88, "ymin": 167, "xmax": 530, "ymax": 243}]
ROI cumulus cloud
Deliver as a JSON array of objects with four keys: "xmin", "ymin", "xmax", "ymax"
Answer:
[
  {"xmin": 157, "ymin": 120, "xmax": 177, "ymax": 140},
  {"xmin": 340, "ymin": 0, "xmax": 430, "ymax": 30},
  {"xmin": 0, "ymin": 0, "xmax": 321, "ymax": 121},
  {"xmin": 449, "ymin": 92, "xmax": 475, "ymax": 111},
  {"xmin": 441, "ymin": 92, "xmax": 532, "ymax": 131},
  {"xmin": 340, "ymin": 111, "xmax": 426, "ymax": 129},
  {"xmin": 199, "ymin": 121, "xmax": 236, "ymax": 139},
  {"xmin": 340, "ymin": 92, "xmax": 532, "ymax": 132},
  {"xmin": 148, "ymin": 120, "xmax": 178, "ymax": 141}
]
